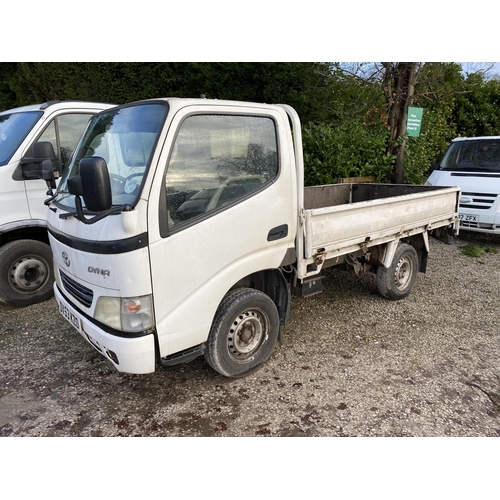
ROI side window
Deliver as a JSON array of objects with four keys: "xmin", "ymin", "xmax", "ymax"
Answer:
[
  {"xmin": 38, "ymin": 113, "xmax": 93, "ymax": 172},
  {"xmin": 165, "ymin": 114, "xmax": 278, "ymax": 230},
  {"xmin": 57, "ymin": 114, "xmax": 93, "ymax": 171}
]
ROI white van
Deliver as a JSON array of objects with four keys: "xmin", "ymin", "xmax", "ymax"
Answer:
[
  {"xmin": 0, "ymin": 100, "xmax": 114, "ymax": 306},
  {"xmin": 426, "ymin": 136, "xmax": 500, "ymax": 234}
]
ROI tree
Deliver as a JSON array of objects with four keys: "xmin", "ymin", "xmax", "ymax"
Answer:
[
  {"xmin": 0, "ymin": 62, "xmax": 334, "ymax": 124},
  {"xmin": 382, "ymin": 62, "xmax": 419, "ymax": 183},
  {"xmin": 0, "ymin": 63, "xmax": 19, "ymax": 110},
  {"xmin": 452, "ymin": 72, "xmax": 500, "ymax": 137}
]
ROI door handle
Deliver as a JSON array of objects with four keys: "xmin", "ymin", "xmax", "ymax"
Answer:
[{"xmin": 267, "ymin": 224, "xmax": 288, "ymax": 241}]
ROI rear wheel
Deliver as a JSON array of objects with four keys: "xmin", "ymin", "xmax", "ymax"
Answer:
[
  {"xmin": 0, "ymin": 239, "xmax": 54, "ymax": 307},
  {"xmin": 205, "ymin": 288, "xmax": 280, "ymax": 378},
  {"xmin": 376, "ymin": 243, "xmax": 418, "ymax": 300}
]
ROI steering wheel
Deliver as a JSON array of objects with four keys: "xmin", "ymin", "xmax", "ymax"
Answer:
[
  {"xmin": 109, "ymin": 172, "xmax": 143, "ymax": 195},
  {"xmin": 123, "ymin": 172, "xmax": 143, "ymax": 194},
  {"xmin": 109, "ymin": 173, "xmax": 127, "ymax": 193}
]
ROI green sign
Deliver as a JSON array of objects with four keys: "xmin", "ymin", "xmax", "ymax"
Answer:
[{"xmin": 407, "ymin": 107, "xmax": 423, "ymax": 137}]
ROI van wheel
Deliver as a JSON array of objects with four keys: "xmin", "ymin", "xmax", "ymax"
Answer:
[
  {"xmin": 376, "ymin": 243, "xmax": 418, "ymax": 300},
  {"xmin": 205, "ymin": 288, "xmax": 280, "ymax": 378},
  {"xmin": 0, "ymin": 240, "xmax": 54, "ymax": 307}
]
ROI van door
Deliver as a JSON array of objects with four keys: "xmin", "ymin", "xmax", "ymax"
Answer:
[
  {"xmin": 148, "ymin": 105, "xmax": 296, "ymax": 358},
  {"xmin": 24, "ymin": 112, "xmax": 95, "ymax": 221}
]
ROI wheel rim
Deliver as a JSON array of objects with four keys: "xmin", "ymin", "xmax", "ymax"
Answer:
[
  {"xmin": 227, "ymin": 308, "xmax": 269, "ymax": 362},
  {"xmin": 8, "ymin": 255, "xmax": 49, "ymax": 294},
  {"xmin": 393, "ymin": 254, "xmax": 414, "ymax": 292}
]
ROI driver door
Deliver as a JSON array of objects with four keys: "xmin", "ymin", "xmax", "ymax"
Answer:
[
  {"xmin": 25, "ymin": 112, "xmax": 95, "ymax": 220},
  {"xmin": 149, "ymin": 104, "xmax": 296, "ymax": 358}
]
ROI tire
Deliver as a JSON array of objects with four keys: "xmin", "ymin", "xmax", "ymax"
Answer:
[
  {"xmin": 0, "ymin": 239, "xmax": 55, "ymax": 307},
  {"xmin": 205, "ymin": 288, "xmax": 280, "ymax": 378},
  {"xmin": 376, "ymin": 243, "xmax": 418, "ymax": 300}
]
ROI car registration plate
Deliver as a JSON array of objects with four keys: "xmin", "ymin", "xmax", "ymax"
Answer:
[
  {"xmin": 59, "ymin": 299, "xmax": 81, "ymax": 332},
  {"xmin": 459, "ymin": 214, "xmax": 478, "ymax": 223}
]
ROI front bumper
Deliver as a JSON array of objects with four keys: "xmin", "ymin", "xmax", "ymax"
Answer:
[
  {"xmin": 54, "ymin": 284, "xmax": 156, "ymax": 374},
  {"xmin": 459, "ymin": 219, "xmax": 500, "ymax": 234}
]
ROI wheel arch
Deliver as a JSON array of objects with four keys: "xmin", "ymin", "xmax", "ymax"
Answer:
[
  {"xmin": 377, "ymin": 234, "xmax": 429, "ymax": 274},
  {"xmin": 227, "ymin": 268, "xmax": 291, "ymax": 326},
  {"xmin": 0, "ymin": 224, "xmax": 50, "ymax": 247},
  {"xmin": 402, "ymin": 233, "xmax": 428, "ymax": 273}
]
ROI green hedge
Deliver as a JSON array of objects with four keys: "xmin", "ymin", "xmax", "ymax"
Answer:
[{"xmin": 302, "ymin": 121, "xmax": 394, "ymax": 186}]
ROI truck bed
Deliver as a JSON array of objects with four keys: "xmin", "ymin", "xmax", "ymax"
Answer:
[{"xmin": 301, "ymin": 183, "xmax": 460, "ymax": 266}]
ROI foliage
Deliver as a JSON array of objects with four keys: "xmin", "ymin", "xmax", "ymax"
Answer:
[
  {"xmin": 313, "ymin": 63, "xmax": 386, "ymax": 126},
  {"xmin": 452, "ymin": 73, "xmax": 500, "ymax": 136},
  {"xmin": 461, "ymin": 244, "xmax": 498, "ymax": 257},
  {"xmin": 302, "ymin": 121, "xmax": 394, "ymax": 186},
  {"xmin": 0, "ymin": 63, "xmax": 17, "ymax": 111},
  {"xmin": 413, "ymin": 62, "xmax": 465, "ymax": 114},
  {"xmin": 2, "ymin": 62, "xmax": 500, "ymax": 186},
  {"xmin": 404, "ymin": 109, "xmax": 457, "ymax": 184},
  {"xmin": 0, "ymin": 62, "xmax": 333, "ymax": 124}
]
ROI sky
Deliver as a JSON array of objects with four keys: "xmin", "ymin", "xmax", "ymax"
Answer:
[{"xmin": 460, "ymin": 62, "xmax": 500, "ymax": 76}]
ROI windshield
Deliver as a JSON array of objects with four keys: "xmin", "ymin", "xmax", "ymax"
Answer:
[
  {"xmin": 55, "ymin": 102, "xmax": 167, "ymax": 209},
  {"xmin": 439, "ymin": 139, "xmax": 500, "ymax": 172},
  {"xmin": 0, "ymin": 111, "xmax": 42, "ymax": 166}
]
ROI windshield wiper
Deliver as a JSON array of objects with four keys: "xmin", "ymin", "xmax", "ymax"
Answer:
[
  {"xmin": 441, "ymin": 165, "xmax": 494, "ymax": 172},
  {"xmin": 59, "ymin": 203, "xmax": 132, "ymax": 224}
]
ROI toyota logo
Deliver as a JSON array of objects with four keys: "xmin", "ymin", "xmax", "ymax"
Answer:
[{"xmin": 62, "ymin": 251, "xmax": 70, "ymax": 267}]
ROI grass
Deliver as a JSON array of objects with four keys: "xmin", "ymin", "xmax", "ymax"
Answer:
[{"xmin": 461, "ymin": 244, "xmax": 499, "ymax": 257}]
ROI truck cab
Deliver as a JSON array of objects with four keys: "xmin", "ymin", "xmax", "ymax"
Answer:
[
  {"xmin": 47, "ymin": 98, "xmax": 296, "ymax": 376},
  {"xmin": 426, "ymin": 136, "xmax": 500, "ymax": 234},
  {"xmin": 0, "ymin": 100, "xmax": 114, "ymax": 306}
]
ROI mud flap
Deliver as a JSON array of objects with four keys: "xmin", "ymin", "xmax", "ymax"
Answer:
[{"xmin": 292, "ymin": 273, "xmax": 324, "ymax": 297}]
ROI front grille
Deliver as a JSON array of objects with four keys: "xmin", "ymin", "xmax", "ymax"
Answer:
[
  {"xmin": 460, "ymin": 220, "xmax": 479, "ymax": 228},
  {"xmin": 60, "ymin": 271, "xmax": 93, "ymax": 308},
  {"xmin": 460, "ymin": 191, "xmax": 497, "ymax": 211}
]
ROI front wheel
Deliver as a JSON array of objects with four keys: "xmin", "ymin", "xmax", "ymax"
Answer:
[
  {"xmin": 0, "ymin": 239, "xmax": 54, "ymax": 307},
  {"xmin": 376, "ymin": 243, "xmax": 418, "ymax": 300},
  {"xmin": 205, "ymin": 288, "xmax": 280, "ymax": 378}
]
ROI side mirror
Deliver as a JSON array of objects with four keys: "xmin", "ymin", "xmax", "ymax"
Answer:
[
  {"xmin": 42, "ymin": 159, "xmax": 56, "ymax": 194},
  {"xmin": 19, "ymin": 141, "xmax": 60, "ymax": 180},
  {"xmin": 62, "ymin": 157, "xmax": 129, "ymax": 224},
  {"xmin": 68, "ymin": 156, "xmax": 112, "ymax": 212}
]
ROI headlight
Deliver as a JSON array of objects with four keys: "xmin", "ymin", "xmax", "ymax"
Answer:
[
  {"xmin": 95, "ymin": 295, "xmax": 154, "ymax": 333},
  {"xmin": 54, "ymin": 261, "xmax": 62, "ymax": 290}
]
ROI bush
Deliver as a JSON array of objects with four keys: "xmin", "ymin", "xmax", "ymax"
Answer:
[
  {"xmin": 404, "ymin": 109, "xmax": 456, "ymax": 184},
  {"xmin": 302, "ymin": 121, "xmax": 394, "ymax": 186}
]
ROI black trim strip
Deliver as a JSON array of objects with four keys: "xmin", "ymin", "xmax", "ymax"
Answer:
[
  {"xmin": 48, "ymin": 225, "xmax": 148, "ymax": 254},
  {"xmin": 451, "ymin": 172, "xmax": 500, "ymax": 178}
]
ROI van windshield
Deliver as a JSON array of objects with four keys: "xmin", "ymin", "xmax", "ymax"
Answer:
[
  {"xmin": 55, "ymin": 102, "xmax": 168, "ymax": 209},
  {"xmin": 439, "ymin": 139, "xmax": 500, "ymax": 172},
  {"xmin": 0, "ymin": 111, "xmax": 42, "ymax": 166}
]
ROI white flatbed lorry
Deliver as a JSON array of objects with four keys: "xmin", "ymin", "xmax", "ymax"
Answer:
[{"xmin": 46, "ymin": 98, "xmax": 460, "ymax": 377}]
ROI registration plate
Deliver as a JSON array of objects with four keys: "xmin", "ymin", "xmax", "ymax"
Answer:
[
  {"xmin": 459, "ymin": 214, "xmax": 478, "ymax": 223},
  {"xmin": 59, "ymin": 300, "xmax": 81, "ymax": 332}
]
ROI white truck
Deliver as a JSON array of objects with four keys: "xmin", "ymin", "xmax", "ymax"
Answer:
[
  {"xmin": 426, "ymin": 136, "xmax": 500, "ymax": 234},
  {"xmin": 0, "ymin": 100, "xmax": 114, "ymax": 306},
  {"xmin": 46, "ymin": 98, "xmax": 460, "ymax": 378}
]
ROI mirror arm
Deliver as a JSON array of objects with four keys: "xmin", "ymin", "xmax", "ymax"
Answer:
[{"xmin": 59, "ymin": 196, "xmax": 130, "ymax": 224}]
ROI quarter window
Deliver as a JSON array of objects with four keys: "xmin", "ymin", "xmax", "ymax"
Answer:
[{"xmin": 165, "ymin": 114, "xmax": 278, "ymax": 230}]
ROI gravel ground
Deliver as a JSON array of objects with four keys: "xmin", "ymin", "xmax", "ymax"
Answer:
[{"xmin": 1, "ymin": 231, "xmax": 499, "ymax": 438}]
